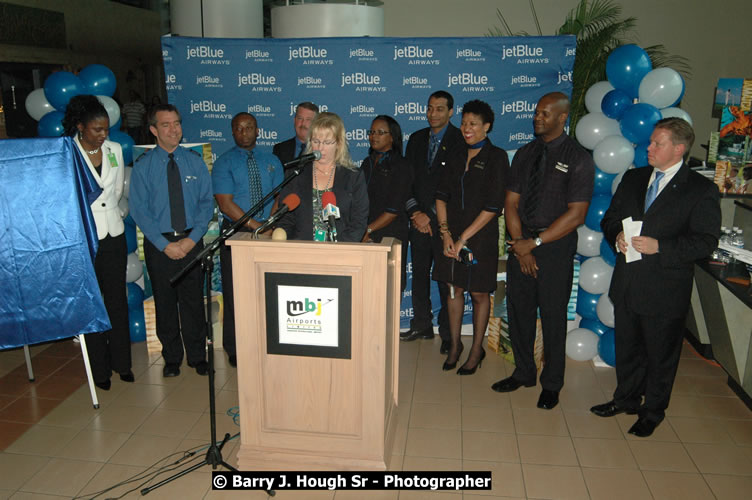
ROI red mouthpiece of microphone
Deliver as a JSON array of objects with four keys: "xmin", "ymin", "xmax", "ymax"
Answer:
[
  {"xmin": 282, "ymin": 193, "xmax": 301, "ymax": 211},
  {"xmin": 321, "ymin": 191, "xmax": 337, "ymax": 207}
]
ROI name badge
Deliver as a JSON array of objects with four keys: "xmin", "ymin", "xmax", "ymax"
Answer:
[
  {"xmin": 555, "ymin": 162, "xmax": 569, "ymax": 173},
  {"xmin": 108, "ymin": 153, "xmax": 118, "ymax": 168},
  {"xmin": 473, "ymin": 160, "xmax": 485, "ymax": 170},
  {"xmin": 314, "ymin": 229, "xmax": 327, "ymax": 242}
]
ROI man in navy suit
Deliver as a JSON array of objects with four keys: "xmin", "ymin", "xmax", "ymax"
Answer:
[
  {"xmin": 591, "ymin": 118, "xmax": 721, "ymax": 437},
  {"xmin": 273, "ymin": 101, "xmax": 318, "ymax": 173}
]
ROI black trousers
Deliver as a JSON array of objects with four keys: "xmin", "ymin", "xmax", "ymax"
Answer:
[
  {"xmin": 144, "ymin": 236, "xmax": 206, "ymax": 366},
  {"xmin": 612, "ymin": 299, "xmax": 685, "ymax": 423},
  {"xmin": 507, "ymin": 232, "xmax": 576, "ymax": 392},
  {"xmin": 219, "ymin": 221, "xmax": 254, "ymax": 357},
  {"xmin": 408, "ymin": 224, "xmax": 449, "ymax": 340},
  {"xmin": 84, "ymin": 233, "xmax": 131, "ymax": 383}
]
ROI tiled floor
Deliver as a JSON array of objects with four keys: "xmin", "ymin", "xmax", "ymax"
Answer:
[{"xmin": 0, "ymin": 336, "xmax": 750, "ymax": 499}]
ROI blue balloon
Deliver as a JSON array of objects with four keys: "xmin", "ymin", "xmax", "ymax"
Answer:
[
  {"xmin": 142, "ymin": 268, "xmax": 153, "ymax": 299},
  {"xmin": 580, "ymin": 318, "xmax": 610, "ymax": 337},
  {"xmin": 128, "ymin": 305, "xmax": 146, "ymax": 343},
  {"xmin": 43, "ymin": 71, "xmax": 84, "ymax": 111},
  {"xmin": 126, "ymin": 282, "xmax": 145, "ymax": 310},
  {"xmin": 633, "ymin": 142, "xmax": 649, "ymax": 167},
  {"xmin": 109, "ymin": 116, "xmax": 122, "ymax": 131},
  {"xmin": 585, "ymin": 194, "xmax": 612, "ymax": 231},
  {"xmin": 593, "ymin": 168, "xmax": 617, "ymax": 195},
  {"xmin": 606, "ymin": 44, "xmax": 652, "ymax": 98},
  {"xmin": 600, "ymin": 237, "xmax": 617, "ymax": 266},
  {"xmin": 598, "ymin": 329, "xmax": 616, "ymax": 366},
  {"xmin": 577, "ymin": 287, "xmax": 600, "ymax": 320},
  {"xmin": 620, "ymin": 103, "xmax": 662, "ymax": 144},
  {"xmin": 37, "ymin": 111, "xmax": 65, "ymax": 137},
  {"xmin": 79, "ymin": 64, "xmax": 117, "ymax": 97},
  {"xmin": 124, "ymin": 223, "xmax": 137, "ymax": 253},
  {"xmin": 109, "ymin": 130, "xmax": 135, "ymax": 165},
  {"xmin": 670, "ymin": 79, "xmax": 686, "ymax": 108},
  {"xmin": 601, "ymin": 89, "xmax": 632, "ymax": 120},
  {"xmin": 123, "ymin": 213, "xmax": 136, "ymax": 227}
]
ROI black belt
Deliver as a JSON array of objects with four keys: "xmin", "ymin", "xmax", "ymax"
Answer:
[{"xmin": 163, "ymin": 228, "xmax": 192, "ymax": 237}]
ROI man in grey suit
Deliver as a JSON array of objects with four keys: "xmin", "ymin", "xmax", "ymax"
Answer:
[{"xmin": 591, "ymin": 118, "xmax": 721, "ymax": 437}]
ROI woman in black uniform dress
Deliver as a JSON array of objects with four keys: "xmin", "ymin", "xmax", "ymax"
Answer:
[
  {"xmin": 360, "ymin": 115, "xmax": 411, "ymax": 291},
  {"xmin": 434, "ymin": 100, "xmax": 509, "ymax": 375}
]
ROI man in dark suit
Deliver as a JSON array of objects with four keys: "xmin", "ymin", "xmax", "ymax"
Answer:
[
  {"xmin": 591, "ymin": 118, "xmax": 721, "ymax": 437},
  {"xmin": 400, "ymin": 90, "xmax": 464, "ymax": 354},
  {"xmin": 273, "ymin": 101, "xmax": 318, "ymax": 172}
]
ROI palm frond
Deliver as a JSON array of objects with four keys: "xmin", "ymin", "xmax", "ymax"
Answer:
[{"xmin": 643, "ymin": 45, "xmax": 692, "ymax": 80}]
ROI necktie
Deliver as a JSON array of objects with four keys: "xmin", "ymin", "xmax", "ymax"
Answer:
[
  {"xmin": 247, "ymin": 150, "xmax": 263, "ymax": 208},
  {"xmin": 427, "ymin": 135, "xmax": 440, "ymax": 167},
  {"xmin": 524, "ymin": 144, "xmax": 547, "ymax": 223},
  {"xmin": 167, "ymin": 153, "xmax": 187, "ymax": 232},
  {"xmin": 298, "ymin": 142, "xmax": 305, "ymax": 158},
  {"xmin": 644, "ymin": 170, "xmax": 665, "ymax": 211}
]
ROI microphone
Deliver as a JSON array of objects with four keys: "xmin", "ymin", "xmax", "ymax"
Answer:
[
  {"xmin": 271, "ymin": 227, "xmax": 287, "ymax": 240},
  {"xmin": 283, "ymin": 150, "xmax": 321, "ymax": 169},
  {"xmin": 254, "ymin": 193, "xmax": 301, "ymax": 236},
  {"xmin": 321, "ymin": 191, "xmax": 340, "ymax": 242}
]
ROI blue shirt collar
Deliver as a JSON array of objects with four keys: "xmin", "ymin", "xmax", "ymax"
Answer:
[{"xmin": 430, "ymin": 124, "xmax": 449, "ymax": 143}]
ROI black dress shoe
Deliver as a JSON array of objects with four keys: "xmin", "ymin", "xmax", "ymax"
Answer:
[
  {"xmin": 590, "ymin": 400, "xmax": 639, "ymax": 418},
  {"xmin": 95, "ymin": 379, "xmax": 111, "ymax": 391},
  {"xmin": 440, "ymin": 340, "xmax": 451, "ymax": 355},
  {"xmin": 628, "ymin": 417, "xmax": 659, "ymax": 437},
  {"xmin": 491, "ymin": 376, "xmax": 535, "ymax": 393},
  {"xmin": 537, "ymin": 389, "xmax": 559, "ymax": 410},
  {"xmin": 442, "ymin": 344, "xmax": 464, "ymax": 371},
  {"xmin": 119, "ymin": 371, "xmax": 135, "ymax": 383},
  {"xmin": 193, "ymin": 361, "xmax": 209, "ymax": 376},
  {"xmin": 457, "ymin": 349, "xmax": 485, "ymax": 376},
  {"xmin": 400, "ymin": 327, "xmax": 434, "ymax": 342},
  {"xmin": 228, "ymin": 355, "xmax": 237, "ymax": 368},
  {"xmin": 163, "ymin": 364, "xmax": 180, "ymax": 377}
]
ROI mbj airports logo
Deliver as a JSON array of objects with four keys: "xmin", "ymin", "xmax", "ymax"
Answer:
[
  {"xmin": 456, "ymin": 48, "xmax": 485, "ymax": 62},
  {"xmin": 500, "ymin": 44, "xmax": 549, "ymax": 64},
  {"xmin": 278, "ymin": 285, "xmax": 339, "ymax": 346},
  {"xmin": 237, "ymin": 72, "xmax": 281, "ymax": 92},
  {"xmin": 288, "ymin": 45, "xmax": 333, "ymax": 65},
  {"xmin": 196, "ymin": 75, "xmax": 222, "ymax": 88},
  {"xmin": 245, "ymin": 48, "xmax": 272, "ymax": 62},
  {"xmin": 447, "ymin": 72, "xmax": 494, "ymax": 92},
  {"xmin": 341, "ymin": 72, "xmax": 385, "ymax": 92},
  {"xmin": 349, "ymin": 47, "xmax": 377, "ymax": 62},
  {"xmin": 393, "ymin": 44, "xmax": 439, "ymax": 65},
  {"xmin": 247, "ymin": 104, "xmax": 274, "ymax": 118},
  {"xmin": 165, "ymin": 74, "xmax": 182, "ymax": 91},
  {"xmin": 402, "ymin": 75, "xmax": 431, "ymax": 90},
  {"xmin": 394, "ymin": 101, "xmax": 427, "ymax": 121},
  {"xmin": 290, "ymin": 102, "xmax": 328, "ymax": 116},
  {"xmin": 297, "ymin": 76, "xmax": 325, "ymax": 89},
  {"xmin": 186, "ymin": 45, "xmax": 229, "ymax": 65},
  {"xmin": 190, "ymin": 100, "xmax": 231, "ymax": 120},
  {"xmin": 499, "ymin": 100, "xmax": 537, "ymax": 119}
]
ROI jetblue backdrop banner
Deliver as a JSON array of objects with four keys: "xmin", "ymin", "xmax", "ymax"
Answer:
[{"xmin": 161, "ymin": 35, "xmax": 576, "ymax": 328}]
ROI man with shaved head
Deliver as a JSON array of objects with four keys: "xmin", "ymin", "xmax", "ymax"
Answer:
[
  {"xmin": 212, "ymin": 112, "xmax": 283, "ymax": 366},
  {"xmin": 492, "ymin": 92, "xmax": 595, "ymax": 410}
]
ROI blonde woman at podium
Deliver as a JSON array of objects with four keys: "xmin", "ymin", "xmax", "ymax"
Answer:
[
  {"xmin": 63, "ymin": 95, "xmax": 133, "ymax": 390},
  {"xmin": 276, "ymin": 112, "xmax": 368, "ymax": 242}
]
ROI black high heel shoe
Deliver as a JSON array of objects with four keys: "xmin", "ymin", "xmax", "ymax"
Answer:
[
  {"xmin": 457, "ymin": 348, "xmax": 486, "ymax": 375},
  {"xmin": 442, "ymin": 344, "xmax": 464, "ymax": 371}
]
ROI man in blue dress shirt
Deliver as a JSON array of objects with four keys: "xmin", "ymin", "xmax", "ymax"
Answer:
[
  {"xmin": 212, "ymin": 112, "xmax": 283, "ymax": 366},
  {"xmin": 130, "ymin": 104, "xmax": 214, "ymax": 377}
]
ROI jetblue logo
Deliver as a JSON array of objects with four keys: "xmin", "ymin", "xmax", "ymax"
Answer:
[
  {"xmin": 393, "ymin": 45, "xmax": 439, "ymax": 65},
  {"xmin": 509, "ymin": 132, "xmax": 534, "ymax": 142},
  {"xmin": 247, "ymin": 104, "xmax": 271, "ymax": 113},
  {"xmin": 341, "ymin": 72, "xmax": 385, "ymax": 92},
  {"xmin": 501, "ymin": 44, "xmax": 549, "ymax": 63},
  {"xmin": 565, "ymin": 47, "xmax": 576, "ymax": 57},
  {"xmin": 199, "ymin": 129, "xmax": 223, "ymax": 139},
  {"xmin": 500, "ymin": 100, "xmax": 536, "ymax": 116},
  {"xmin": 557, "ymin": 71, "xmax": 573, "ymax": 84},
  {"xmin": 456, "ymin": 48, "xmax": 485, "ymax": 61},
  {"xmin": 258, "ymin": 128, "xmax": 278, "ymax": 140},
  {"xmin": 290, "ymin": 102, "xmax": 328, "ymax": 116},
  {"xmin": 288, "ymin": 46, "xmax": 332, "ymax": 65},
  {"xmin": 165, "ymin": 74, "xmax": 181, "ymax": 91},
  {"xmin": 238, "ymin": 73, "xmax": 276, "ymax": 86},
  {"xmin": 297, "ymin": 76, "xmax": 324, "ymax": 88},
  {"xmin": 511, "ymin": 74, "xmax": 539, "ymax": 88},
  {"xmin": 448, "ymin": 72, "xmax": 488, "ymax": 87},
  {"xmin": 350, "ymin": 104, "xmax": 375, "ymax": 116},
  {"xmin": 196, "ymin": 75, "xmax": 219, "ymax": 85},
  {"xmin": 245, "ymin": 49, "xmax": 271, "ymax": 60},
  {"xmin": 186, "ymin": 45, "xmax": 224, "ymax": 59},
  {"xmin": 402, "ymin": 76, "xmax": 430, "ymax": 88},
  {"xmin": 349, "ymin": 48, "xmax": 375, "ymax": 59},
  {"xmin": 190, "ymin": 100, "xmax": 227, "ymax": 114},
  {"xmin": 394, "ymin": 102, "xmax": 427, "ymax": 121},
  {"xmin": 346, "ymin": 129, "xmax": 369, "ymax": 141}
]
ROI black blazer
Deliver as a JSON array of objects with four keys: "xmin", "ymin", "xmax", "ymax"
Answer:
[
  {"xmin": 405, "ymin": 123, "xmax": 464, "ymax": 218},
  {"xmin": 277, "ymin": 163, "xmax": 369, "ymax": 242},
  {"xmin": 601, "ymin": 163, "xmax": 721, "ymax": 318},
  {"xmin": 272, "ymin": 137, "xmax": 298, "ymax": 166}
]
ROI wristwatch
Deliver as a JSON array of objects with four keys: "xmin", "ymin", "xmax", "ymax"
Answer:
[{"xmin": 534, "ymin": 237, "xmax": 543, "ymax": 247}]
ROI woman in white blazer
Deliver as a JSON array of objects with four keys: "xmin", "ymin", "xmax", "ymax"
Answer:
[{"xmin": 63, "ymin": 95, "xmax": 133, "ymax": 390}]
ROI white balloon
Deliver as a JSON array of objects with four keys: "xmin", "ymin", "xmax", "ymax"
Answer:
[
  {"xmin": 575, "ymin": 112, "xmax": 621, "ymax": 150},
  {"xmin": 577, "ymin": 225, "xmax": 604, "ymax": 257},
  {"xmin": 592, "ymin": 135, "xmax": 635, "ymax": 174},
  {"xmin": 597, "ymin": 293, "xmax": 615, "ymax": 327},
  {"xmin": 566, "ymin": 328, "xmax": 600, "ymax": 361},
  {"xmin": 126, "ymin": 252, "xmax": 143, "ymax": 282},
  {"xmin": 638, "ymin": 68, "xmax": 684, "ymax": 109},
  {"xmin": 123, "ymin": 166, "xmax": 133, "ymax": 199},
  {"xmin": 661, "ymin": 106, "xmax": 693, "ymax": 126},
  {"xmin": 25, "ymin": 88, "xmax": 54, "ymax": 121},
  {"xmin": 579, "ymin": 256, "xmax": 614, "ymax": 294},
  {"xmin": 612, "ymin": 166, "xmax": 632, "ymax": 195},
  {"xmin": 96, "ymin": 95, "xmax": 121, "ymax": 126},
  {"xmin": 585, "ymin": 81, "xmax": 615, "ymax": 114}
]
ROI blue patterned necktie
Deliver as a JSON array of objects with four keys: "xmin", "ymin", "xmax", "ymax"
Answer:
[
  {"xmin": 427, "ymin": 135, "xmax": 440, "ymax": 167},
  {"xmin": 247, "ymin": 150, "xmax": 263, "ymax": 208},
  {"xmin": 644, "ymin": 170, "xmax": 664, "ymax": 211}
]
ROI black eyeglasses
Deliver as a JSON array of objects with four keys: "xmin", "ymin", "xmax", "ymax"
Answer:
[{"xmin": 367, "ymin": 130, "xmax": 390, "ymax": 136}]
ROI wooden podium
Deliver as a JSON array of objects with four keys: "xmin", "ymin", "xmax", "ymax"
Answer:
[{"xmin": 227, "ymin": 235, "xmax": 401, "ymax": 471}]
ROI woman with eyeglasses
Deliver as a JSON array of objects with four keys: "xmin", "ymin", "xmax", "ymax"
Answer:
[
  {"xmin": 276, "ymin": 112, "xmax": 368, "ymax": 242},
  {"xmin": 433, "ymin": 100, "xmax": 509, "ymax": 375},
  {"xmin": 360, "ymin": 115, "xmax": 412, "ymax": 290}
]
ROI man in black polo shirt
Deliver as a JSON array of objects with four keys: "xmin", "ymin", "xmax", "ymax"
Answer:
[
  {"xmin": 492, "ymin": 92, "xmax": 594, "ymax": 410},
  {"xmin": 400, "ymin": 90, "xmax": 464, "ymax": 354}
]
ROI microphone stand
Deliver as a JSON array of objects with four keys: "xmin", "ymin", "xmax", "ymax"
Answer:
[{"xmin": 141, "ymin": 162, "xmax": 308, "ymax": 496}]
